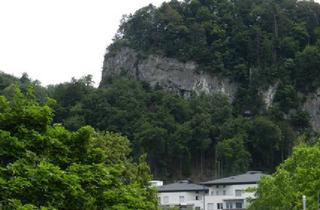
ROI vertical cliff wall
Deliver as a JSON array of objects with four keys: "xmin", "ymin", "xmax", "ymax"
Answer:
[
  {"xmin": 101, "ymin": 47, "xmax": 320, "ymax": 131},
  {"xmin": 101, "ymin": 48, "xmax": 238, "ymax": 99},
  {"xmin": 303, "ymin": 89, "xmax": 320, "ymax": 131}
]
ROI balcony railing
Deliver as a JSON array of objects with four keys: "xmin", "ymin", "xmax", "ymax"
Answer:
[{"xmin": 224, "ymin": 209, "xmax": 245, "ymax": 210}]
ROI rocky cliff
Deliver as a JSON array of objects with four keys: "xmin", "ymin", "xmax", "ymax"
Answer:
[
  {"xmin": 101, "ymin": 48, "xmax": 237, "ymax": 99},
  {"xmin": 303, "ymin": 90, "xmax": 320, "ymax": 131},
  {"xmin": 101, "ymin": 48, "xmax": 320, "ymax": 131}
]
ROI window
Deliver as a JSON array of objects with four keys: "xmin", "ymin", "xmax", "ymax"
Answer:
[
  {"xmin": 236, "ymin": 202, "xmax": 243, "ymax": 208},
  {"xmin": 179, "ymin": 196, "xmax": 185, "ymax": 203},
  {"xmin": 211, "ymin": 190, "xmax": 214, "ymax": 196},
  {"xmin": 195, "ymin": 195, "xmax": 202, "ymax": 200},
  {"xmin": 163, "ymin": 196, "xmax": 169, "ymax": 204},
  {"xmin": 158, "ymin": 197, "xmax": 161, "ymax": 203},
  {"xmin": 235, "ymin": 189, "xmax": 242, "ymax": 197},
  {"xmin": 226, "ymin": 202, "xmax": 233, "ymax": 209},
  {"xmin": 217, "ymin": 203, "xmax": 223, "ymax": 209},
  {"xmin": 223, "ymin": 190, "xmax": 226, "ymax": 195},
  {"xmin": 208, "ymin": 203, "xmax": 214, "ymax": 210},
  {"xmin": 216, "ymin": 190, "xmax": 220, "ymax": 195}
]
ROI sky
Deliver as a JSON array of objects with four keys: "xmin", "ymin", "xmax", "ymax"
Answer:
[{"xmin": 0, "ymin": 0, "xmax": 167, "ymax": 86}]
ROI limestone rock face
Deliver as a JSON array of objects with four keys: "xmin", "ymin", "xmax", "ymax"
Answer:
[
  {"xmin": 260, "ymin": 82, "xmax": 279, "ymax": 110},
  {"xmin": 303, "ymin": 89, "xmax": 320, "ymax": 131},
  {"xmin": 101, "ymin": 48, "xmax": 320, "ymax": 131},
  {"xmin": 101, "ymin": 48, "xmax": 237, "ymax": 99}
]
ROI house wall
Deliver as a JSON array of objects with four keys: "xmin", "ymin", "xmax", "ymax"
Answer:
[
  {"xmin": 158, "ymin": 191, "xmax": 206, "ymax": 210},
  {"xmin": 205, "ymin": 184, "xmax": 257, "ymax": 210},
  {"xmin": 157, "ymin": 184, "xmax": 257, "ymax": 210}
]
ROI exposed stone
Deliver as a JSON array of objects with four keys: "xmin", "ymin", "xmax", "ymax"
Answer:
[
  {"xmin": 260, "ymin": 82, "xmax": 279, "ymax": 110},
  {"xmin": 303, "ymin": 89, "xmax": 320, "ymax": 131},
  {"xmin": 100, "ymin": 48, "xmax": 320, "ymax": 131},
  {"xmin": 101, "ymin": 48, "xmax": 238, "ymax": 100}
]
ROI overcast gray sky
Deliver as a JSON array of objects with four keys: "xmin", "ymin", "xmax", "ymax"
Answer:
[
  {"xmin": 0, "ymin": 0, "xmax": 319, "ymax": 86},
  {"xmin": 0, "ymin": 0, "xmax": 167, "ymax": 86}
]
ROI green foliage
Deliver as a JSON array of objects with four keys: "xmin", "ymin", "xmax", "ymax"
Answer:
[
  {"xmin": 97, "ymin": 0, "xmax": 320, "ymax": 177},
  {"xmin": 0, "ymin": 86, "xmax": 53, "ymax": 134},
  {"xmin": 249, "ymin": 141, "xmax": 320, "ymax": 210},
  {"xmin": 46, "ymin": 77, "xmax": 302, "ymax": 179},
  {"xmin": 0, "ymin": 71, "xmax": 19, "ymax": 91},
  {"xmin": 111, "ymin": 0, "xmax": 320, "ymax": 122},
  {"xmin": 3, "ymin": 0, "xmax": 318, "ymax": 181},
  {"xmin": 0, "ymin": 87, "xmax": 157, "ymax": 209},
  {"xmin": 113, "ymin": 0, "xmax": 320, "ymax": 83},
  {"xmin": 48, "ymin": 78, "xmax": 237, "ymax": 179},
  {"xmin": 0, "ymin": 72, "xmax": 48, "ymax": 103},
  {"xmin": 217, "ymin": 136, "xmax": 251, "ymax": 175},
  {"xmin": 294, "ymin": 45, "xmax": 320, "ymax": 92},
  {"xmin": 248, "ymin": 117, "xmax": 282, "ymax": 171},
  {"xmin": 273, "ymin": 83, "xmax": 299, "ymax": 113}
]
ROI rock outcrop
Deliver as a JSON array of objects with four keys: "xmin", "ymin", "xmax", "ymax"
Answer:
[
  {"xmin": 260, "ymin": 82, "xmax": 279, "ymax": 110},
  {"xmin": 101, "ymin": 48, "xmax": 238, "ymax": 99},
  {"xmin": 303, "ymin": 89, "xmax": 320, "ymax": 131},
  {"xmin": 101, "ymin": 48, "xmax": 320, "ymax": 131}
]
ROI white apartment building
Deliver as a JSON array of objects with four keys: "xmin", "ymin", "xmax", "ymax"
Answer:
[
  {"xmin": 156, "ymin": 171, "xmax": 267, "ymax": 210},
  {"xmin": 202, "ymin": 171, "xmax": 267, "ymax": 210},
  {"xmin": 150, "ymin": 180, "xmax": 164, "ymax": 187},
  {"xmin": 157, "ymin": 180, "xmax": 209, "ymax": 210}
]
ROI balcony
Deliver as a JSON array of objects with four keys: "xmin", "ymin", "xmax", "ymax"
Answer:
[{"xmin": 224, "ymin": 209, "xmax": 245, "ymax": 210}]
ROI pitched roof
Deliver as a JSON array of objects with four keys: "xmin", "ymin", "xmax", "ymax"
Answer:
[
  {"xmin": 157, "ymin": 180, "xmax": 209, "ymax": 193},
  {"xmin": 201, "ymin": 171, "xmax": 268, "ymax": 185}
]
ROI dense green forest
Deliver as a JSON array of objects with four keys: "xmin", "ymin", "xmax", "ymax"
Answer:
[
  {"xmin": 0, "ymin": 72, "xmax": 304, "ymax": 181},
  {"xmin": 106, "ymin": 0, "xmax": 320, "ymax": 179},
  {"xmin": 1, "ymin": 0, "xmax": 320, "ymax": 182},
  {"xmin": 49, "ymin": 76, "xmax": 303, "ymax": 180},
  {"xmin": 111, "ymin": 0, "xmax": 320, "ymax": 114},
  {"xmin": 0, "ymin": 83, "xmax": 157, "ymax": 209}
]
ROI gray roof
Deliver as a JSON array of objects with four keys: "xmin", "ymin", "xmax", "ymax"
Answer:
[
  {"xmin": 157, "ymin": 180, "xmax": 209, "ymax": 193},
  {"xmin": 201, "ymin": 171, "xmax": 268, "ymax": 185}
]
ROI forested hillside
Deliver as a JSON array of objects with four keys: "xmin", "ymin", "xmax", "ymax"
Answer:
[
  {"xmin": 101, "ymin": 0, "xmax": 320, "ymax": 179},
  {"xmin": 110, "ymin": 0, "xmax": 320, "ymax": 114},
  {"xmin": 0, "ymin": 72, "xmax": 297, "ymax": 180},
  {"xmin": 1, "ymin": 0, "xmax": 320, "ymax": 182},
  {"xmin": 48, "ymin": 75, "xmax": 308, "ymax": 180}
]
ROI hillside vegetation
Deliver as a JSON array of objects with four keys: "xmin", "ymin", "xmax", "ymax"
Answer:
[
  {"xmin": 46, "ymin": 77, "xmax": 298, "ymax": 180},
  {"xmin": 0, "ymin": 85, "xmax": 157, "ymax": 209},
  {"xmin": 1, "ymin": 0, "xmax": 320, "ymax": 182},
  {"xmin": 2, "ymin": 0, "xmax": 320, "ymax": 208},
  {"xmin": 103, "ymin": 0, "xmax": 320, "ymax": 179},
  {"xmin": 111, "ymin": 0, "xmax": 320, "ymax": 114}
]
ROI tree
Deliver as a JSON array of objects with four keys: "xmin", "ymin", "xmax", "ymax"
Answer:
[
  {"xmin": 0, "ymin": 87, "xmax": 157, "ymax": 209},
  {"xmin": 217, "ymin": 136, "xmax": 251, "ymax": 176},
  {"xmin": 248, "ymin": 117, "xmax": 282, "ymax": 171},
  {"xmin": 248, "ymin": 141, "xmax": 320, "ymax": 210},
  {"xmin": 294, "ymin": 45, "xmax": 320, "ymax": 92}
]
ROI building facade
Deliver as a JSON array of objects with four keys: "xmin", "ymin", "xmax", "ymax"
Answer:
[
  {"xmin": 157, "ymin": 180, "xmax": 209, "ymax": 210},
  {"xmin": 156, "ymin": 171, "xmax": 267, "ymax": 210}
]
